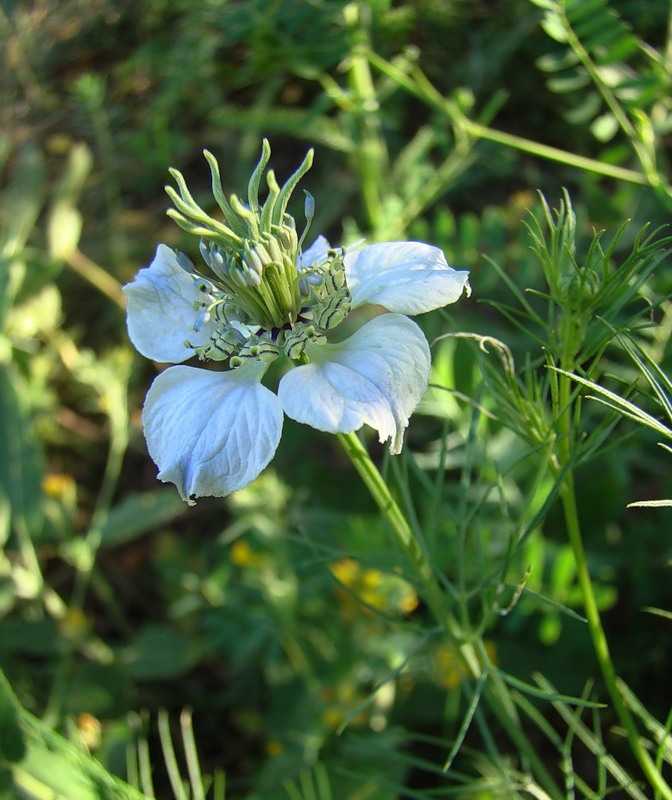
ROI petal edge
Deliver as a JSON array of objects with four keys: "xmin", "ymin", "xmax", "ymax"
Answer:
[
  {"xmin": 124, "ymin": 244, "xmax": 216, "ymax": 363},
  {"xmin": 345, "ymin": 241, "xmax": 470, "ymax": 315},
  {"xmin": 278, "ymin": 314, "xmax": 430, "ymax": 453},
  {"xmin": 142, "ymin": 363, "xmax": 283, "ymax": 501}
]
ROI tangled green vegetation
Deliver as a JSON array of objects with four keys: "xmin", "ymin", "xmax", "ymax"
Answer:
[{"xmin": 2, "ymin": 0, "xmax": 672, "ymax": 797}]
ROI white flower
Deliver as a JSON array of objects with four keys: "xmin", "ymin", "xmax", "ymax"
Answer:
[
  {"xmin": 124, "ymin": 238, "xmax": 469, "ymax": 503},
  {"xmin": 123, "ymin": 143, "xmax": 469, "ymax": 503}
]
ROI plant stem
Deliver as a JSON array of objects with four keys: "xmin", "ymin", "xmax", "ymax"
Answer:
[
  {"xmin": 344, "ymin": 2, "xmax": 388, "ymax": 231},
  {"xmin": 368, "ymin": 51, "xmax": 651, "ymax": 188},
  {"xmin": 554, "ymin": 367, "xmax": 672, "ymax": 799},
  {"xmin": 465, "ymin": 121, "xmax": 649, "ymax": 186},
  {"xmin": 337, "ymin": 430, "xmax": 563, "ymax": 798},
  {"xmin": 66, "ymin": 248, "xmax": 126, "ymax": 309}
]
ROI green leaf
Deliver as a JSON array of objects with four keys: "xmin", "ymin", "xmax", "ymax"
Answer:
[
  {"xmin": 99, "ymin": 488, "xmax": 187, "ymax": 547},
  {"xmin": 628, "ymin": 499, "xmax": 672, "ymax": 508},
  {"xmin": 497, "ymin": 669, "xmax": 605, "ymax": 707},
  {"xmin": 47, "ymin": 143, "xmax": 92, "ymax": 259},
  {"xmin": 0, "ymin": 670, "xmax": 26, "ymax": 765},
  {"xmin": 566, "ymin": 0, "xmax": 607, "ymax": 23},
  {"xmin": 0, "ymin": 618, "xmax": 59, "ymax": 657},
  {"xmin": 541, "ymin": 12, "xmax": 568, "ymax": 43},
  {"xmin": 13, "ymin": 707, "xmax": 151, "ymax": 800},
  {"xmin": 0, "ymin": 364, "xmax": 45, "ymax": 541},
  {"xmin": 0, "ymin": 484, "xmax": 8, "ymax": 549},
  {"xmin": 616, "ymin": 679, "xmax": 672, "ymax": 764},
  {"xmin": 48, "ymin": 204, "xmax": 83, "ymax": 259},
  {"xmin": 0, "ymin": 145, "xmax": 45, "ymax": 261},
  {"xmin": 7, "ymin": 284, "xmax": 62, "ymax": 341},
  {"xmin": 123, "ymin": 626, "xmax": 199, "ymax": 679},
  {"xmin": 0, "ymin": 766, "xmax": 13, "ymax": 792}
]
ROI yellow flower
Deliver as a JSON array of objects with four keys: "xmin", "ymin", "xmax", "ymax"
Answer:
[
  {"xmin": 42, "ymin": 472, "xmax": 75, "ymax": 499},
  {"xmin": 329, "ymin": 558, "xmax": 359, "ymax": 586},
  {"xmin": 229, "ymin": 539, "xmax": 267, "ymax": 569},
  {"xmin": 76, "ymin": 713, "xmax": 102, "ymax": 749},
  {"xmin": 433, "ymin": 641, "xmax": 497, "ymax": 690},
  {"xmin": 230, "ymin": 539, "xmax": 255, "ymax": 567},
  {"xmin": 330, "ymin": 558, "xmax": 419, "ymax": 616},
  {"xmin": 265, "ymin": 739, "xmax": 284, "ymax": 758}
]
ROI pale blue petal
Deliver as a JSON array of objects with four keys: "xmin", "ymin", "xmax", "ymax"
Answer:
[
  {"xmin": 298, "ymin": 235, "xmax": 331, "ymax": 270},
  {"xmin": 278, "ymin": 314, "xmax": 430, "ymax": 454},
  {"xmin": 124, "ymin": 244, "xmax": 217, "ymax": 363},
  {"xmin": 143, "ymin": 363, "xmax": 283, "ymax": 502},
  {"xmin": 344, "ymin": 241, "xmax": 470, "ymax": 314}
]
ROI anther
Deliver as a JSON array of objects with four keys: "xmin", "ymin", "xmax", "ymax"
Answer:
[
  {"xmin": 267, "ymin": 237, "xmax": 283, "ymax": 264},
  {"xmin": 242, "ymin": 264, "xmax": 261, "ymax": 287},
  {"xmin": 244, "ymin": 243, "xmax": 264, "ymax": 277}
]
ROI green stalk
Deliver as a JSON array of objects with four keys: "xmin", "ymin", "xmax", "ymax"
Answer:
[
  {"xmin": 555, "ymin": 4, "xmax": 671, "ymax": 203},
  {"xmin": 557, "ymin": 8, "xmax": 635, "ymax": 140},
  {"xmin": 368, "ymin": 51, "xmax": 651, "ymax": 188},
  {"xmin": 465, "ymin": 121, "xmax": 650, "ymax": 186},
  {"xmin": 343, "ymin": 2, "xmax": 388, "ymax": 232},
  {"xmin": 65, "ymin": 248, "xmax": 125, "ymax": 309},
  {"xmin": 337, "ymin": 431, "xmax": 563, "ymax": 798},
  {"xmin": 554, "ymin": 344, "xmax": 672, "ymax": 799}
]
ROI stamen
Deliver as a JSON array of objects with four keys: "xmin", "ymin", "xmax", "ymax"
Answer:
[
  {"xmin": 255, "ymin": 242, "xmax": 273, "ymax": 266},
  {"xmin": 243, "ymin": 242, "xmax": 264, "ymax": 277},
  {"xmin": 266, "ymin": 237, "xmax": 283, "ymax": 264},
  {"xmin": 209, "ymin": 247, "xmax": 229, "ymax": 281},
  {"xmin": 230, "ymin": 268, "xmax": 249, "ymax": 289},
  {"xmin": 167, "ymin": 145, "xmax": 357, "ymax": 345},
  {"xmin": 242, "ymin": 264, "xmax": 261, "ymax": 288}
]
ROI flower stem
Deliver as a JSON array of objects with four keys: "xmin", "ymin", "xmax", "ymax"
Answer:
[{"xmin": 337, "ymin": 431, "xmax": 563, "ymax": 798}]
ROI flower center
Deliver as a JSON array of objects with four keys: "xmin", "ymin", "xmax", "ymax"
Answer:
[
  {"xmin": 183, "ymin": 243, "xmax": 352, "ymax": 366},
  {"xmin": 167, "ymin": 140, "xmax": 353, "ymax": 368},
  {"xmin": 203, "ymin": 226, "xmax": 302, "ymax": 331}
]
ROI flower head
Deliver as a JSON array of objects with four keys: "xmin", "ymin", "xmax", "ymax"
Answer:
[{"xmin": 124, "ymin": 142, "xmax": 470, "ymax": 503}]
